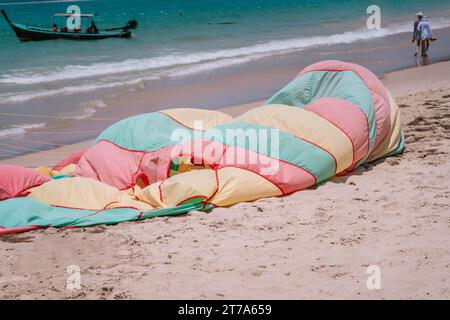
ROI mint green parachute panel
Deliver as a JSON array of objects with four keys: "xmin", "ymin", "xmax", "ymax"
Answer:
[
  {"xmin": 0, "ymin": 197, "xmax": 207, "ymax": 232},
  {"xmin": 266, "ymin": 70, "xmax": 376, "ymax": 153},
  {"xmin": 95, "ymin": 112, "xmax": 193, "ymax": 151},
  {"xmin": 205, "ymin": 122, "xmax": 336, "ymax": 183}
]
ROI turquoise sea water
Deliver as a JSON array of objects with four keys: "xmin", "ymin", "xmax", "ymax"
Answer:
[
  {"xmin": 0, "ymin": 0, "xmax": 449, "ymax": 143},
  {"xmin": 1, "ymin": 0, "xmax": 450, "ymax": 100}
]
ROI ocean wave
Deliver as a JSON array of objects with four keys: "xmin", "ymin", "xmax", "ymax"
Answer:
[
  {"xmin": 0, "ymin": 122, "xmax": 47, "ymax": 137},
  {"xmin": 0, "ymin": 80, "xmax": 143, "ymax": 104},
  {"xmin": 167, "ymin": 55, "xmax": 260, "ymax": 78},
  {"xmin": 63, "ymin": 107, "xmax": 97, "ymax": 120},
  {"xmin": 62, "ymin": 99, "xmax": 108, "ymax": 120},
  {"xmin": 1, "ymin": 17, "xmax": 449, "ymax": 106},
  {"xmin": 81, "ymin": 99, "xmax": 108, "ymax": 109},
  {"xmin": 3, "ymin": 18, "xmax": 450, "ymax": 86}
]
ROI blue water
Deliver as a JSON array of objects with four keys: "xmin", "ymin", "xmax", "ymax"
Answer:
[
  {"xmin": 1, "ymin": 0, "xmax": 450, "ymax": 99},
  {"xmin": 0, "ymin": 0, "xmax": 449, "ymax": 135}
]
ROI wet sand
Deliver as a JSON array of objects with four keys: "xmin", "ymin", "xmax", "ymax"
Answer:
[{"xmin": 0, "ymin": 61, "xmax": 449, "ymax": 299}]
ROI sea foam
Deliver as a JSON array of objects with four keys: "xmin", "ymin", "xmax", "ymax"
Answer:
[
  {"xmin": 0, "ymin": 122, "xmax": 47, "ymax": 137},
  {"xmin": 1, "ymin": 18, "xmax": 449, "ymax": 104}
]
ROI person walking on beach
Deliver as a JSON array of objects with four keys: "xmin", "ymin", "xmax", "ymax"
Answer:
[
  {"xmin": 417, "ymin": 16, "xmax": 435, "ymax": 57},
  {"xmin": 413, "ymin": 12, "xmax": 437, "ymax": 57},
  {"xmin": 412, "ymin": 12, "xmax": 423, "ymax": 57}
]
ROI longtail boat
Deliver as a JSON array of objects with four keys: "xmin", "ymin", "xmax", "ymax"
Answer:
[{"xmin": 1, "ymin": 9, "xmax": 136, "ymax": 41}]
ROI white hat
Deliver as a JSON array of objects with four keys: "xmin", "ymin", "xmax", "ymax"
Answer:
[{"xmin": 416, "ymin": 12, "xmax": 424, "ymax": 17}]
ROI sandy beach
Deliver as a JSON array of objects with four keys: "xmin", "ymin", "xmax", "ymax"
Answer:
[{"xmin": 0, "ymin": 61, "xmax": 449, "ymax": 299}]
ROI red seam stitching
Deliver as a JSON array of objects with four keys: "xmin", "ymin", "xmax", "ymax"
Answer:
[
  {"xmin": 307, "ymin": 101, "xmax": 371, "ymax": 167},
  {"xmin": 158, "ymin": 181, "xmax": 164, "ymax": 203},
  {"xmin": 300, "ymin": 67, "xmax": 384, "ymax": 158},
  {"xmin": 158, "ymin": 111, "xmax": 206, "ymax": 131},
  {"xmin": 14, "ymin": 180, "xmax": 50, "ymax": 198},
  {"xmin": 219, "ymin": 164, "xmax": 286, "ymax": 195},
  {"xmin": 176, "ymin": 195, "xmax": 207, "ymax": 206},
  {"xmin": 294, "ymin": 134, "xmax": 338, "ymax": 176}
]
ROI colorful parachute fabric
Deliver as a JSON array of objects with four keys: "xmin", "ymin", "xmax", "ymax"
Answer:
[{"xmin": 0, "ymin": 61, "xmax": 404, "ymax": 234}]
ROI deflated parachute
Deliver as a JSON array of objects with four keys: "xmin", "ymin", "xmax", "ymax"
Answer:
[{"xmin": 0, "ymin": 61, "xmax": 404, "ymax": 234}]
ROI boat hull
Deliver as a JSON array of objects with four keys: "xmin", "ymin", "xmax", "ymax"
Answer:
[{"xmin": 10, "ymin": 23, "xmax": 131, "ymax": 41}]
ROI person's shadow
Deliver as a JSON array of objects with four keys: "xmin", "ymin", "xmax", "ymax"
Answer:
[{"xmin": 315, "ymin": 154, "xmax": 403, "ymax": 187}]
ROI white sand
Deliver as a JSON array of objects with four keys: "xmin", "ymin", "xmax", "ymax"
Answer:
[{"xmin": 0, "ymin": 62, "xmax": 449, "ymax": 299}]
